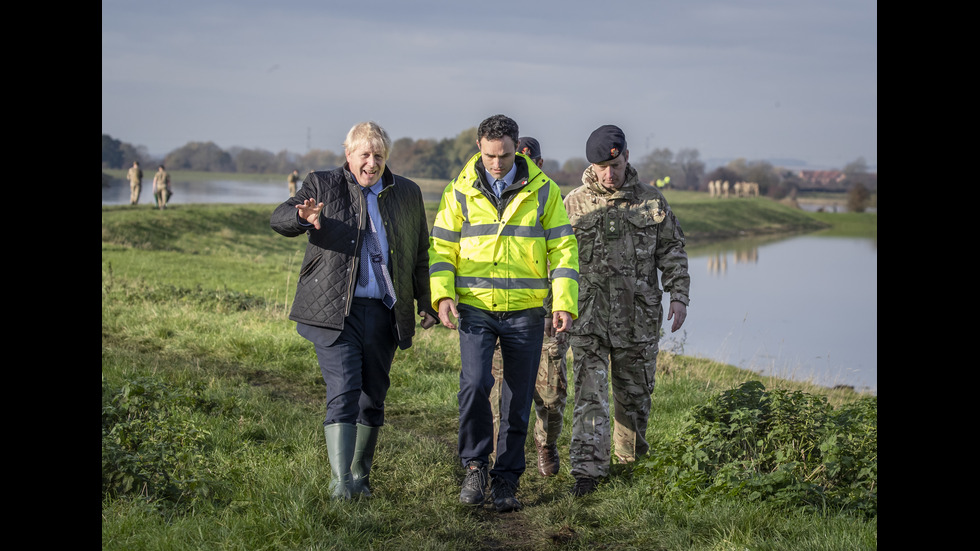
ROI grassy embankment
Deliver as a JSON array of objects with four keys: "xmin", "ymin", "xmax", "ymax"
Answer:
[{"xmin": 102, "ymin": 189, "xmax": 876, "ymax": 550}]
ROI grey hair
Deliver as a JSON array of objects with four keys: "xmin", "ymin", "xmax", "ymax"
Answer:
[{"xmin": 343, "ymin": 121, "xmax": 392, "ymax": 159}]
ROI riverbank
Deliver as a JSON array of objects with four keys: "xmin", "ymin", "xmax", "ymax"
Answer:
[{"xmin": 101, "ymin": 170, "xmax": 841, "ymax": 246}]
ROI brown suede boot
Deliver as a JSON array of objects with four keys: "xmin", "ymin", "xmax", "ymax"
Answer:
[{"xmin": 536, "ymin": 441, "xmax": 559, "ymax": 477}]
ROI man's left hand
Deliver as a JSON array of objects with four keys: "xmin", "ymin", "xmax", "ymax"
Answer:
[
  {"xmin": 668, "ymin": 301, "xmax": 687, "ymax": 333},
  {"xmin": 420, "ymin": 311, "xmax": 438, "ymax": 329},
  {"xmin": 552, "ymin": 311, "xmax": 572, "ymax": 333}
]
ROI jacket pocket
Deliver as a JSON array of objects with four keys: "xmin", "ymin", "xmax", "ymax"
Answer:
[
  {"xmin": 571, "ymin": 285, "xmax": 598, "ymax": 336},
  {"xmin": 299, "ymin": 253, "xmax": 322, "ymax": 280},
  {"xmin": 625, "ymin": 208, "xmax": 660, "ymax": 264},
  {"xmin": 572, "ymin": 214, "xmax": 601, "ymax": 265},
  {"xmin": 631, "ymin": 290, "xmax": 663, "ymax": 343}
]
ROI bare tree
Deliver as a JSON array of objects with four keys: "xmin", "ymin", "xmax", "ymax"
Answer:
[
  {"xmin": 675, "ymin": 148, "xmax": 705, "ymax": 190},
  {"xmin": 847, "ymin": 183, "xmax": 871, "ymax": 212}
]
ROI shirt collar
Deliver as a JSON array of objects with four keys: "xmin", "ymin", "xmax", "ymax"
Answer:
[
  {"xmin": 364, "ymin": 178, "xmax": 384, "ymax": 196},
  {"xmin": 485, "ymin": 162, "xmax": 517, "ymax": 187}
]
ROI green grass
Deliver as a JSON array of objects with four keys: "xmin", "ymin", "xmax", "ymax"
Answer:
[
  {"xmin": 662, "ymin": 191, "xmax": 832, "ymax": 244},
  {"xmin": 102, "ymin": 199, "xmax": 876, "ymax": 550},
  {"xmin": 807, "ymin": 211, "xmax": 878, "ymax": 240}
]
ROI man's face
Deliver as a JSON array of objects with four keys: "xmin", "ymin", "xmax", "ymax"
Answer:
[
  {"xmin": 478, "ymin": 136, "xmax": 517, "ymax": 181},
  {"xmin": 592, "ymin": 150, "xmax": 630, "ymax": 191},
  {"xmin": 345, "ymin": 143, "xmax": 386, "ymax": 188}
]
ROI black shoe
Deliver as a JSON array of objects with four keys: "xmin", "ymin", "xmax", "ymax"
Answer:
[
  {"xmin": 459, "ymin": 461, "xmax": 488, "ymax": 506},
  {"xmin": 570, "ymin": 476, "xmax": 598, "ymax": 497},
  {"xmin": 490, "ymin": 477, "xmax": 522, "ymax": 513}
]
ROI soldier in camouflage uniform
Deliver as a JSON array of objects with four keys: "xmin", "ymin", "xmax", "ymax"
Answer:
[
  {"xmin": 153, "ymin": 165, "xmax": 172, "ymax": 210},
  {"xmin": 489, "ymin": 137, "xmax": 569, "ymax": 478},
  {"xmin": 127, "ymin": 161, "xmax": 143, "ymax": 205},
  {"xmin": 563, "ymin": 125, "xmax": 690, "ymax": 496},
  {"xmin": 288, "ymin": 169, "xmax": 300, "ymax": 197}
]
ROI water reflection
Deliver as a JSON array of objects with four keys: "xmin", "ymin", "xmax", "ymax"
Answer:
[
  {"xmin": 706, "ymin": 247, "xmax": 759, "ymax": 275},
  {"xmin": 665, "ymin": 233, "xmax": 877, "ymax": 394},
  {"xmin": 102, "ymin": 177, "xmax": 289, "ymax": 205}
]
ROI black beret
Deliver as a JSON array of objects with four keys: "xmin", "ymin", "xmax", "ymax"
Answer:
[
  {"xmin": 517, "ymin": 137, "xmax": 542, "ymax": 160},
  {"xmin": 585, "ymin": 125, "xmax": 627, "ymax": 164}
]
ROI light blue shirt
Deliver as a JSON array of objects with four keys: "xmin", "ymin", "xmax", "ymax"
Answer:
[
  {"xmin": 355, "ymin": 179, "xmax": 391, "ymax": 299},
  {"xmin": 485, "ymin": 162, "xmax": 517, "ymax": 196}
]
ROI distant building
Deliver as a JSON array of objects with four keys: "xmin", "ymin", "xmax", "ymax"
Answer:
[
  {"xmin": 795, "ymin": 169, "xmax": 876, "ymax": 192},
  {"xmin": 797, "ymin": 170, "xmax": 846, "ymax": 190}
]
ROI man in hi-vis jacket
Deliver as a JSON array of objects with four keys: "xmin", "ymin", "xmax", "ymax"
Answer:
[{"xmin": 429, "ymin": 114, "xmax": 578, "ymax": 513}]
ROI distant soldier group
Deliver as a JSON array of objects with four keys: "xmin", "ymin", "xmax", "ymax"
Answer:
[
  {"xmin": 708, "ymin": 180, "xmax": 758, "ymax": 198},
  {"xmin": 125, "ymin": 160, "xmax": 171, "ymax": 209}
]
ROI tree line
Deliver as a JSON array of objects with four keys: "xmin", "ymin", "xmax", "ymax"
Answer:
[{"xmin": 103, "ymin": 132, "xmax": 874, "ymax": 202}]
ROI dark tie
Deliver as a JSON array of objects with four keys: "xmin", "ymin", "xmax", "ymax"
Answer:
[{"xmin": 359, "ymin": 188, "xmax": 396, "ymax": 308}]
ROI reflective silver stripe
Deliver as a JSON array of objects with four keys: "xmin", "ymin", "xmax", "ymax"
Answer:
[
  {"xmin": 460, "ymin": 223, "xmax": 546, "ymax": 238},
  {"xmin": 502, "ymin": 225, "xmax": 545, "ymax": 238},
  {"xmin": 549, "ymin": 267, "xmax": 579, "ymax": 282},
  {"xmin": 537, "ymin": 185, "xmax": 548, "ymax": 221},
  {"xmin": 429, "ymin": 262, "xmax": 457, "ymax": 275},
  {"xmin": 431, "ymin": 226, "xmax": 460, "ymax": 242},
  {"xmin": 456, "ymin": 276, "xmax": 550, "ymax": 290},
  {"xmin": 545, "ymin": 223, "xmax": 574, "ymax": 240},
  {"xmin": 460, "ymin": 223, "xmax": 498, "ymax": 237},
  {"xmin": 455, "ymin": 188, "xmax": 468, "ymax": 221}
]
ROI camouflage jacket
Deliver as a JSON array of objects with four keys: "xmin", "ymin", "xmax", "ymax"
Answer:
[
  {"xmin": 563, "ymin": 164, "xmax": 690, "ymax": 346},
  {"xmin": 127, "ymin": 166, "xmax": 142, "ymax": 184}
]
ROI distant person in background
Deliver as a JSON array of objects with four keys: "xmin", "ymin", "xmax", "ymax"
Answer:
[
  {"xmin": 488, "ymin": 136, "xmax": 569, "ymax": 479},
  {"xmin": 271, "ymin": 121, "xmax": 438, "ymax": 500},
  {"xmin": 153, "ymin": 165, "xmax": 171, "ymax": 210},
  {"xmin": 288, "ymin": 168, "xmax": 301, "ymax": 197},
  {"xmin": 563, "ymin": 124, "xmax": 690, "ymax": 497},
  {"xmin": 127, "ymin": 161, "xmax": 143, "ymax": 205}
]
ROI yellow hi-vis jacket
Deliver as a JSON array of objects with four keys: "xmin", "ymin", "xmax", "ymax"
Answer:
[{"xmin": 428, "ymin": 153, "xmax": 579, "ymax": 317}]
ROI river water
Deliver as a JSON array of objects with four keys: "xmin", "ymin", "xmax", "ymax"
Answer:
[
  {"xmin": 103, "ymin": 179, "xmax": 877, "ymax": 393},
  {"xmin": 670, "ymin": 234, "xmax": 877, "ymax": 393}
]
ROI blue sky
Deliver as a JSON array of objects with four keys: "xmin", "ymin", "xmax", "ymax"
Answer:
[{"xmin": 102, "ymin": 0, "xmax": 877, "ymax": 170}]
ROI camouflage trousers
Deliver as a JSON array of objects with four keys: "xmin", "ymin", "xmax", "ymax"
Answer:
[
  {"xmin": 568, "ymin": 334, "xmax": 659, "ymax": 480},
  {"xmin": 490, "ymin": 332, "xmax": 569, "ymax": 465}
]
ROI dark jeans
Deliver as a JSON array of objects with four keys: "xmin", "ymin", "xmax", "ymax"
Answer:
[
  {"xmin": 456, "ymin": 304, "xmax": 545, "ymax": 485},
  {"xmin": 301, "ymin": 298, "xmax": 397, "ymax": 427}
]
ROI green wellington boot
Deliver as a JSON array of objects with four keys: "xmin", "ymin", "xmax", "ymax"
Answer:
[
  {"xmin": 351, "ymin": 424, "xmax": 380, "ymax": 497},
  {"xmin": 323, "ymin": 423, "xmax": 356, "ymax": 500}
]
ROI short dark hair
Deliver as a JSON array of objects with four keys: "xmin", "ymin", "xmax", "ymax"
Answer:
[{"xmin": 477, "ymin": 114, "xmax": 519, "ymax": 146}]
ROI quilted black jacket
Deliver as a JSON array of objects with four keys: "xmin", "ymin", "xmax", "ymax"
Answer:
[{"xmin": 270, "ymin": 164, "xmax": 435, "ymax": 349}]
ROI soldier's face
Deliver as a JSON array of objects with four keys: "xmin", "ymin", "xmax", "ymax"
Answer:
[
  {"xmin": 478, "ymin": 136, "xmax": 517, "ymax": 181},
  {"xmin": 592, "ymin": 150, "xmax": 630, "ymax": 190},
  {"xmin": 345, "ymin": 143, "xmax": 386, "ymax": 188}
]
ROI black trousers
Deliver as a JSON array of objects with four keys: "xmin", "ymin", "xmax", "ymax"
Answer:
[{"xmin": 298, "ymin": 298, "xmax": 397, "ymax": 427}]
